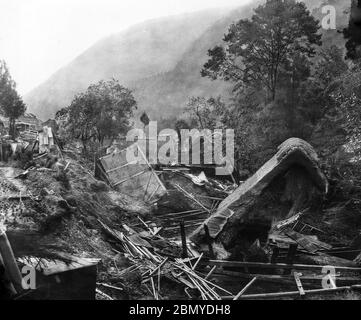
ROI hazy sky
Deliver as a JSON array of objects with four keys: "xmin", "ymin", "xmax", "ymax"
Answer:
[{"xmin": 0, "ymin": 0, "xmax": 252, "ymax": 95}]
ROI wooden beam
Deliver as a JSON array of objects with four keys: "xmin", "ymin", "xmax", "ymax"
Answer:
[
  {"xmin": 143, "ymin": 172, "xmax": 153, "ymax": 200},
  {"xmin": 105, "ymin": 160, "xmax": 137, "ymax": 174},
  {"xmin": 162, "ymin": 223, "xmax": 203, "ymax": 231},
  {"xmin": 211, "ymin": 270, "xmax": 361, "ymax": 284},
  {"xmin": 174, "ymin": 184, "xmax": 210, "ymax": 213},
  {"xmin": 137, "ymin": 145, "xmax": 167, "ymax": 192},
  {"xmin": 0, "ymin": 231, "xmax": 23, "ymax": 293},
  {"xmin": 156, "ymin": 209, "xmax": 205, "ymax": 218},
  {"xmin": 180, "ymin": 221, "xmax": 188, "ymax": 259},
  {"xmin": 205, "ymin": 260, "xmax": 361, "ymax": 272},
  {"xmin": 294, "ymin": 272, "xmax": 305, "ymax": 296},
  {"xmin": 221, "ymin": 285, "xmax": 361, "ymax": 300},
  {"xmin": 205, "ymin": 266, "xmax": 217, "ymax": 280},
  {"xmin": 233, "ymin": 277, "xmax": 257, "ymax": 300},
  {"xmin": 147, "ymin": 184, "xmax": 160, "ymax": 201},
  {"xmin": 112, "ymin": 169, "xmax": 149, "ymax": 187}
]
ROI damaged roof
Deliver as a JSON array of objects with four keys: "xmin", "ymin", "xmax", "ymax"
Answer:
[{"xmin": 190, "ymin": 138, "xmax": 329, "ymax": 242}]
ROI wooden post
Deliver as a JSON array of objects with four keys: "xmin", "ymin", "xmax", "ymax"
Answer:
[
  {"xmin": 180, "ymin": 220, "xmax": 188, "ymax": 259},
  {"xmin": 203, "ymin": 224, "xmax": 215, "ymax": 259},
  {"xmin": 286, "ymin": 243, "xmax": 298, "ymax": 263},
  {"xmin": 0, "ymin": 253, "xmax": 17, "ymax": 296},
  {"xmin": 0, "ymin": 230, "xmax": 23, "ymax": 293},
  {"xmin": 284, "ymin": 243, "xmax": 298, "ymax": 275},
  {"xmin": 271, "ymin": 246, "xmax": 279, "ymax": 263}
]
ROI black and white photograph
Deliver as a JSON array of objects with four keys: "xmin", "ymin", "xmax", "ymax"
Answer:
[{"xmin": 1, "ymin": 0, "xmax": 361, "ymax": 308}]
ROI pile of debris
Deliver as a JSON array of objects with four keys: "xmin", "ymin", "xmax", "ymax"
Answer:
[
  {"xmin": 1, "ymin": 136, "xmax": 361, "ymax": 300},
  {"xmin": 90, "ymin": 137, "xmax": 361, "ymax": 299}
]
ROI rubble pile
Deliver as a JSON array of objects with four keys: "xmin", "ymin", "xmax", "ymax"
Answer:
[{"xmin": 1, "ymin": 135, "xmax": 361, "ymax": 300}]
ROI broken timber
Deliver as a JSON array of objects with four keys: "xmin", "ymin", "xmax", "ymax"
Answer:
[{"xmin": 203, "ymin": 260, "xmax": 361, "ymax": 272}]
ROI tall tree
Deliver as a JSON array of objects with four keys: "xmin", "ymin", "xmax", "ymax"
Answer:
[
  {"xmin": 0, "ymin": 60, "xmax": 26, "ymax": 139},
  {"xmin": 201, "ymin": 0, "xmax": 322, "ymax": 101},
  {"xmin": 58, "ymin": 79, "xmax": 137, "ymax": 151}
]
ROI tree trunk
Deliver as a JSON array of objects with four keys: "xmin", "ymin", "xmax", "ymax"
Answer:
[
  {"xmin": 81, "ymin": 136, "xmax": 87, "ymax": 154},
  {"xmin": 9, "ymin": 118, "xmax": 16, "ymax": 140}
]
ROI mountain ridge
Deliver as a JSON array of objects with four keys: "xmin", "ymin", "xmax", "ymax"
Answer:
[
  {"xmin": 24, "ymin": 0, "xmax": 351, "ymax": 121},
  {"xmin": 24, "ymin": 7, "xmax": 237, "ymax": 120}
]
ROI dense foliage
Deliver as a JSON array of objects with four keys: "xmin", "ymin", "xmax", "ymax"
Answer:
[
  {"xmin": 56, "ymin": 79, "xmax": 137, "ymax": 152},
  {"xmin": 174, "ymin": 0, "xmax": 361, "ymax": 177},
  {"xmin": 201, "ymin": 0, "xmax": 321, "ymax": 101},
  {"xmin": 0, "ymin": 60, "xmax": 26, "ymax": 138}
]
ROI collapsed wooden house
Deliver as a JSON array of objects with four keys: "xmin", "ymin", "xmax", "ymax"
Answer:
[{"xmin": 190, "ymin": 138, "xmax": 329, "ymax": 253}]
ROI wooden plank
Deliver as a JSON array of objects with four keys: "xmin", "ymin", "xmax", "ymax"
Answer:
[
  {"xmin": 205, "ymin": 260, "xmax": 361, "ymax": 272},
  {"xmin": 211, "ymin": 270, "xmax": 361, "ymax": 283},
  {"xmin": 0, "ymin": 231, "xmax": 23, "ymax": 293},
  {"xmin": 221, "ymin": 285, "xmax": 361, "ymax": 300},
  {"xmin": 233, "ymin": 277, "xmax": 257, "ymax": 300},
  {"xmin": 294, "ymin": 272, "xmax": 305, "ymax": 296},
  {"xmin": 180, "ymin": 221, "xmax": 188, "ymax": 259},
  {"xmin": 156, "ymin": 209, "xmax": 204, "ymax": 218},
  {"xmin": 146, "ymin": 258, "xmax": 169, "ymax": 278},
  {"xmin": 137, "ymin": 146, "xmax": 167, "ymax": 192},
  {"xmin": 160, "ymin": 212, "xmax": 208, "ymax": 221},
  {"xmin": 143, "ymin": 171, "xmax": 153, "ymax": 200},
  {"xmin": 174, "ymin": 184, "xmax": 210, "ymax": 213},
  {"xmin": 159, "ymin": 211, "xmax": 207, "ymax": 219},
  {"xmin": 96, "ymin": 288, "xmax": 113, "ymax": 300},
  {"xmin": 105, "ymin": 159, "xmax": 138, "ymax": 174},
  {"xmin": 112, "ymin": 168, "xmax": 149, "ymax": 187},
  {"xmin": 205, "ymin": 266, "xmax": 217, "ymax": 280},
  {"xmin": 162, "ymin": 223, "xmax": 203, "ymax": 231},
  {"xmin": 166, "ymin": 218, "xmax": 207, "ymax": 226}
]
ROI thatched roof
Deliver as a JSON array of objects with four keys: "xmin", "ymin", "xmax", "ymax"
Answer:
[{"xmin": 190, "ymin": 138, "xmax": 328, "ymax": 243}]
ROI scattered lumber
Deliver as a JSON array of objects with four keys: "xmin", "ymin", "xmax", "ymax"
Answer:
[
  {"xmin": 172, "ymin": 258, "xmax": 231, "ymax": 300},
  {"xmin": 97, "ymin": 218, "xmax": 230, "ymax": 300}
]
